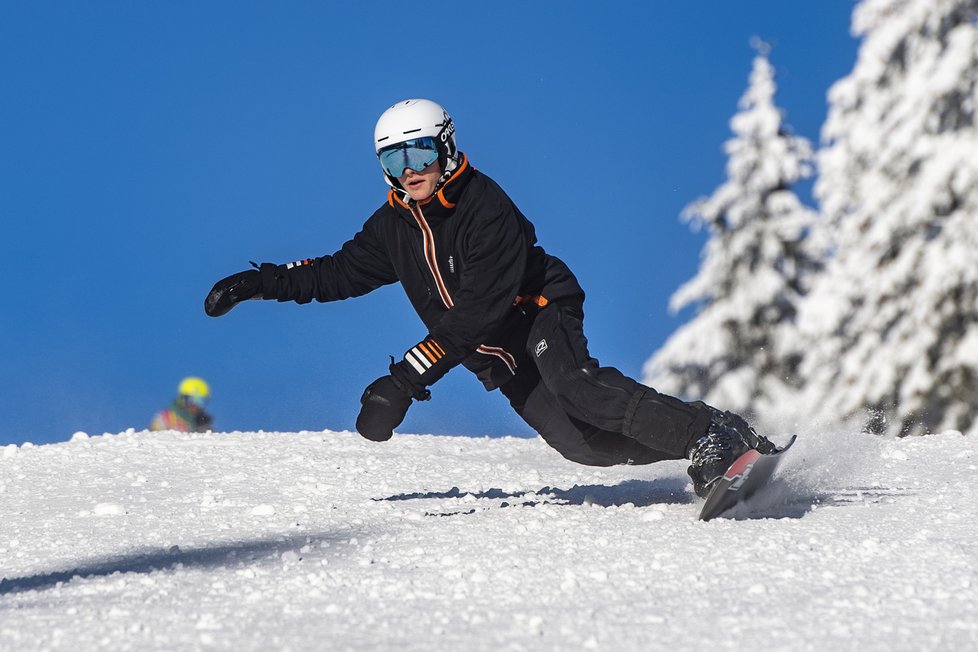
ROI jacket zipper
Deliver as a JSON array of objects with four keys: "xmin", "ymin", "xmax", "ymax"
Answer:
[
  {"xmin": 409, "ymin": 203, "xmax": 454, "ymax": 309},
  {"xmin": 408, "ymin": 200, "xmax": 517, "ymax": 375}
]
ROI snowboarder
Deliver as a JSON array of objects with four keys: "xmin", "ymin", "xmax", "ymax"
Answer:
[
  {"xmin": 204, "ymin": 99, "xmax": 774, "ymax": 497},
  {"xmin": 149, "ymin": 376, "xmax": 214, "ymax": 433}
]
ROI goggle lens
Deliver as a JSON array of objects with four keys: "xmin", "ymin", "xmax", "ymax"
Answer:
[
  {"xmin": 186, "ymin": 395, "xmax": 208, "ymax": 409},
  {"xmin": 379, "ymin": 137, "xmax": 439, "ymax": 178}
]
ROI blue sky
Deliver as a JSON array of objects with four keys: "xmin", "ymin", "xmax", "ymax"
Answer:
[{"xmin": 0, "ymin": 2, "xmax": 860, "ymax": 445}]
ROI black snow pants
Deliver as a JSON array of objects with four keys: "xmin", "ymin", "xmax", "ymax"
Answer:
[{"xmin": 500, "ymin": 302, "xmax": 713, "ymax": 466}]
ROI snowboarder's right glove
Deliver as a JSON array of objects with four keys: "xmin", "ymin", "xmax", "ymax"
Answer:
[
  {"xmin": 204, "ymin": 264, "xmax": 267, "ymax": 317},
  {"xmin": 356, "ymin": 357, "xmax": 432, "ymax": 442},
  {"xmin": 356, "ymin": 374, "xmax": 422, "ymax": 442}
]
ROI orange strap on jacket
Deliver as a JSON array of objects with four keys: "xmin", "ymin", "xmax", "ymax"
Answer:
[{"xmin": 514, "ymin": 295, "xmax": 549, "ymax": 308}]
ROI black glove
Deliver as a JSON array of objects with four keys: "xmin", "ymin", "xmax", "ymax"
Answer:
[
  {"xmin": 204, "ymin": 267, "xmax": 263, "ymax": 317},
  {"xmin": 356, "ymin": 361, "xmax": 431, "ymax": 442},
  {"xmin": 356, "ymin": 375, "xmax": 413, "ymax": 442}
]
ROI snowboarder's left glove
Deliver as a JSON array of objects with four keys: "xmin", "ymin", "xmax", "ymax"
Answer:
[{"xmin": 356, "ymin": 370, "xmax": 429, "ymax": 442}]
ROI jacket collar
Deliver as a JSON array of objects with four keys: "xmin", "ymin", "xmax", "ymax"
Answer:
[{"xmin": 387, "ymin": 153, "xmax": 472, "ymax": 219}]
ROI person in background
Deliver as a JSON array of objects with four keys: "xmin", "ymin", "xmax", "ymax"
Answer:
[{"xmin": 149, "ymin": 376, "xmax": 214, "ymax": 433}]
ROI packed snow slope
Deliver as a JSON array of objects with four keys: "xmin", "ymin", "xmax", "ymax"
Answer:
[{"xmin": 2, "ymin": 428, "xmax": 976, "ymax": 651}]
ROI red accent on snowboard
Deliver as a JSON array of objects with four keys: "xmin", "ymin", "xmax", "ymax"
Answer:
[
  {"xmin": 698, "ymin": 436, "xmax": 797, "ymax": 522},
  {"xmin": 723, "ymin": 449, "xmax": 761, "ymax": 480}
]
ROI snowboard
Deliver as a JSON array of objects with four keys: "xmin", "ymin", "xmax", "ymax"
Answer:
[{"xmin": 698, "ymin": 435, "xmax": 797, "ymax": 522}]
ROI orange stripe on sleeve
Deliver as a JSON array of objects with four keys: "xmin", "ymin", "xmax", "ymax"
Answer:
[
  {"xmin": 428, "ymin": 339, "xmax": 446, "ymax": 357},
  {"xmin": 418, "ymin": 341, "xmax": 438, "ymax": 363}
]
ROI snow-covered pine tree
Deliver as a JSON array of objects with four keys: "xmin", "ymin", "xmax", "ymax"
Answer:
[
  {"xmin": 799, "ymin": 0, "xmax": 978, "ymax": 436},
  {"xmin": 643, "ymin": 43, "xmax": 820, "ymax": 424}
]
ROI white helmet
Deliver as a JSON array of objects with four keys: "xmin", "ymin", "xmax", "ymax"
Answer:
[{"xmin": 374, "ymin": 99, "xmax": 458, "ymax": 188}]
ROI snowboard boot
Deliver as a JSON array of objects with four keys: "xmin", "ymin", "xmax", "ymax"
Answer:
[{"xmin": 686, "ymin": 408, "xmax": 776, "ymax": 499}]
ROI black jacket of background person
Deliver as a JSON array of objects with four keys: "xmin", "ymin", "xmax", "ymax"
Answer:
[{"xmin": 258, "ymin": 154, "xmax": 584, "ymax": 392}]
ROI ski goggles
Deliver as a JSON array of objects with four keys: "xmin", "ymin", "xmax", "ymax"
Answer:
[
  {"xmin": 185, "ymin": 394, "xmax": 208, "ymax": 409},
  {"xmin": 378, "ymin": 137, "xmax": 439, "ymax": 178}
]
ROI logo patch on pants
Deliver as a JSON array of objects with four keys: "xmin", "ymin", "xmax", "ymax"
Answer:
[{"xmin": 534, "ymin": 339, "xmax": 548, "ymax": 357}]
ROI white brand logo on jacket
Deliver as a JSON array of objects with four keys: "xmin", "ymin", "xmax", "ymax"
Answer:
[{"xmin": 534, "ymin": 339, "xmax": 548, "ymax": 357}]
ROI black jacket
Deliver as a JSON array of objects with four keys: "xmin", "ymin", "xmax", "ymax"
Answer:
[{"xmin": 261, "ymin": 155, "xmax": 583, "ymax": 390}]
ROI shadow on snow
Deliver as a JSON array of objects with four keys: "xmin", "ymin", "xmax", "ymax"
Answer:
[
  {"xmin": 377, "ymin": 477, "xmax": 917, "ymax": 521},
  {"xmin": 0, "ymin": 532, "xmax": 344, "ymax": 596},
  {"xmin": 376, "ymin": 476, "xmax": 695, "ymax": 516}
]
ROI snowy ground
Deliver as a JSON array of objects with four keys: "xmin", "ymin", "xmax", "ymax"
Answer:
[{"xmin": 1, "ymin": 427, "xmax": 976, "ymax": 651}]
